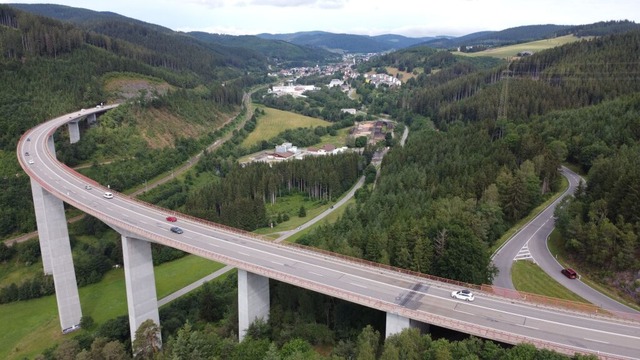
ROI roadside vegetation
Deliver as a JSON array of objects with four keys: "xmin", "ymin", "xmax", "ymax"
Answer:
[{"xmin": 511, "ymin": 261, "xmax": 588, "ymax": 302}]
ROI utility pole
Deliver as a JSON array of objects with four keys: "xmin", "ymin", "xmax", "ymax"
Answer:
[{"xmin": 495, "ymin": 61, "xmax": 513, "ymax": 140}]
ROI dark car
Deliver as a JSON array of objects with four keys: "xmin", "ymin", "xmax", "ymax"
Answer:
[
  {"xmin": 561, "ymin": 268, "xmax": 577, "ymax": 279},
  {"xmin": 166, "ymin": 216, "xmax": 177, "ymax": 222},
  {"xmin": 170, "ymin": 226, "xmax": 183, "ymax": 234}
]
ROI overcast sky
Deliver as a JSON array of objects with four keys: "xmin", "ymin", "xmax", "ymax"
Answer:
[{"xmin": 2, "ymin": 0, "xmax": 639, "ymax": 37}]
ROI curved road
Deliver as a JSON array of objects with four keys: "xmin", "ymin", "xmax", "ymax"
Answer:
[
  {"xmin": 18, "ymin": 108, "xmax": 640, "ymax": 360},
  {"xmin": 492, "ymin": 167, "xmax": 639, "ymax": 315}
]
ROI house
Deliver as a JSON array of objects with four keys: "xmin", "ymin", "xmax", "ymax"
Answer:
[
  {"xmin": 364, "ymin": 73, "xmax": 402, "ymax": 88},
  {"xmin": 268, "ymin": 84, "xmax": 318, "ymax": 97},
  {"xmin": 329, "ymin": 79, "xmax": 343, "ymax": 88},
  {"xmin": 307, "ymin": 144, "xmax": 337, "ymax": 156},
  {"xmin": 275, "ymin": 142, "xmax": 297, "ymax": 154}
]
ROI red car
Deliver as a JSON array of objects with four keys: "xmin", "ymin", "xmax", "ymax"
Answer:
[
  {"xmin": 561, "ymin": 268, "xmax": 577, "ymax": 279},
  {"xmin": 166, "ymin": 216, "xmax": 177, "ymax": 222}
]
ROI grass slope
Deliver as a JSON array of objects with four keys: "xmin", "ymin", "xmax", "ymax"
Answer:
[
  {"xmin": 0, "ymin": 255, "xmax": 222, "ymax": 360},
  {"xmin": 456, "ymin": 35, "xmax": 582, "ymax": 59},
  {"xmin": 511, "ymin": 260, "xmax": 588, "ymax": 303}
]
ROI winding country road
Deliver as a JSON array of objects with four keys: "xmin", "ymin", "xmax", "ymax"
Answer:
[{"xmin": 492, "ymin": 166, "xmax": 638, "ymax": 314}]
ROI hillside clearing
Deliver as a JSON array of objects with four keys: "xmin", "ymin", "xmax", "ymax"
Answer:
[
  {"xmin": 241, "ymin": 106, "xmax": 331, "ymax": 148},
  {"xmin": 455, "ymin": 35, "xmax": 583, "ymax": 59}
]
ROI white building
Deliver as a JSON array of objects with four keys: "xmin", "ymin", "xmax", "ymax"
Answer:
[{"xmin": 329, "ymin": 79, "xmax": 343, "ymax": 88}]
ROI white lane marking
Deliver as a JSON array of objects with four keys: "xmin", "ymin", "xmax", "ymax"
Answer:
[
  {"xmin": 309, "ymin": 271, "xmax": 324, "ymax": 277},
  {"xmin": 349, "ymin": 282, "xmax": 367, "ymax": 289},
  {"xmin": 453, "ymin": 308, "xmax": 475, "ymax": 316},
  {"xmin": 584, "ymin": 338, "xmax": 610, "ymax": 344},
  {"xmin": 270, "ymin": 261, "xmax": 285, "ymax": 266},
  {"xmin": 517, "ymin": 324, "xmax": 539, "ymax": 330}
]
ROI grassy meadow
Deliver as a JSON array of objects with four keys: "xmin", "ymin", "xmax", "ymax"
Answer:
[
  {"xmin": 511, "ymin": 260, "xmax": 588, "ymax": 303},
  {"xmin": 456, "ymin": 35, "xmax": 582, "ymax": 59},
  {"xmin": 240, "ymin": 106, "xmax": 331, "ymax": 149},
  {"xmin": 0, "ymin": 255, "xmax": 223, "ymax": 360}
]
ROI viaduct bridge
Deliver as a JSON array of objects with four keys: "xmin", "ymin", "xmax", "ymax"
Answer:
[{"xmin": 17, "ymin": 105, "xmax": 640, "ymax": 359}]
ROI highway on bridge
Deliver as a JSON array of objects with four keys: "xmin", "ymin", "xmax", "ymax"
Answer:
[{"xmin": 18, "ymin": 107, "xmax": 640, "ymax": 359}]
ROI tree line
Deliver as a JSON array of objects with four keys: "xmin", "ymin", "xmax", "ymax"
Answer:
[
  {"xmin": 37, "ymin": 274, "xmax": 597, "ymax": 360},
  {"xmin": 185, "ymin": 152, "xmax": 363, "ymax": 230},
  {"xmin": 543, "ymin": 95, "xmax": 640, "ymax": 303},
  {"xmin": 405, "ymin": 31, "xmax": 640, "ymax": 127}
]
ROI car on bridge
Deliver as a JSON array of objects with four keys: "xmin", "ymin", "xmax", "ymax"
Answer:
[
  {"xmin": 170, "ymin": 226, "xmax": 183, "ymax": 234},
  {"xmin": 166, "ymin": 216, "xmax": 177, "ymax": 222},
  {"xmin": 451, "ymin": 289, "xmax": 475, "ymax": 302},
  {"xmin": 103, "ymin": 192, "xmax": 113, "ymax": 199}
]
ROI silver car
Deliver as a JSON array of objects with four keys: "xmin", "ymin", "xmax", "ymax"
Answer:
[{"xmin": 451, "ymin": 289, "xmax": 475, "ymax": 302}]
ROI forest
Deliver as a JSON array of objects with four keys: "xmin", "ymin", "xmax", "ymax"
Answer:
[
  {"xmin": 185, "ymin": 153, "xmax": 363, "ymax": 230},
  {"xmin": 297, "ymin": 30, "xmax": 640, "ymax": 296},
  {"xmin": 0, "ymin": 5, "xmax": 262, "ymax": 238}
]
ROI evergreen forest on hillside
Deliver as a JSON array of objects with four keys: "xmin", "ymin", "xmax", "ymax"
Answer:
[{"xmin": 1, "ymin": 4, "xmax": 640, "ymax": 359}]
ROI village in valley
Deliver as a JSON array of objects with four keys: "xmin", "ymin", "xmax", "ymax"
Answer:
[{"xmin": 250, "ymin": 54, "xmax": 400, "ymax": 165}]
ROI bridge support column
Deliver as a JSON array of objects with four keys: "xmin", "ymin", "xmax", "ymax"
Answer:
[
  {"xmin": 238, "ymin": 269, "xmax": 269, "ymax": 341},
  {"xmin": 30, "ymin": 178, "xmax": 52, "ymax": 274},
  {"xmin": 30, "ymin": 179, "xmax": 82, "ymax": 331},
  {"xmin": 386, "ymin": 313, "xmax": 411, "ymax": 338},
  {"xmin": 47, "ymin": 136, "xmax": 56, "ymax": 157},
  {"xmin": 87, "ymin": 112, "xmax": 97, "ymax": 125},
  {"xmin": 122, "ymin": 235, "xmax": 161, "ymax": 346},
  {"xmin": 385, "ymin": 313, "xmax": 429, "ymax": 338},
  {"xmin": 68, "ymin": 121, "xmax": 80, "ymax": 144}
]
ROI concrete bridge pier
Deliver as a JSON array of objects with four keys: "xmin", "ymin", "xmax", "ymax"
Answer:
[
  {"xmin": 68, "ymin": 120, "xmax": 80, "ymax": 144},
  {"xmin": 47, "ymin": 136, "xmax": 56, "ymax": 157},
  {"xmin": 121, "ymin": 235, "xmax": 161, "ymax": 346},
  {"xmin": 30, "ymin": 179, "xmax": 82, "ymax": 331},
  {"xmin": 238, "ymin": 269, "xmax": 270, "ymax": 341},
  {"xmin": 87, "ymin": 112, "xmax": 97, "ymax": 125},
  {"xmin": 386, "ymin": 313, "xmax": 411, "ymax": 338},
  {"xmin": 385, "ymin": 313, "xmax": 429, "ymax": 338}
]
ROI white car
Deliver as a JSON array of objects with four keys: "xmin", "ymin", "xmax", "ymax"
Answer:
[
  {"xmin": 451, "ymin": 289, "xmax": 475, "ymax": 302},
  {"xmin": 103, "ymin": 192, "xmax": 114, "ymax": 199}
]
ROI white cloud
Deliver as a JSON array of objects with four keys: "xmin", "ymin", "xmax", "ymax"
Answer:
[
  {"xmin": 250, "ymin": 0, "xmax": 346, "ymax": 8},
  {"xmin": 1, "ymin": 0, "xmax": 639, "ymax": 37}
]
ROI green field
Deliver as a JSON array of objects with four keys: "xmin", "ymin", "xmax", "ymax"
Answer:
[
  {"xmin": 284, "ymin": 196, "xmax": 355, "ymax": 244},
  {"xmin": 511, "ymin": 260, "xmax": 588, "ymax": 303},
  {"xmin": 456, "ymin": 35, "xmax": 583, "ymax": 59},
  {"xmin": 241, "ymin": 106, "xmax": 331, "ymax": 148},
  {"xmin": 0, "ymin": 255, "xmax": 223, "ymax": 360}
]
